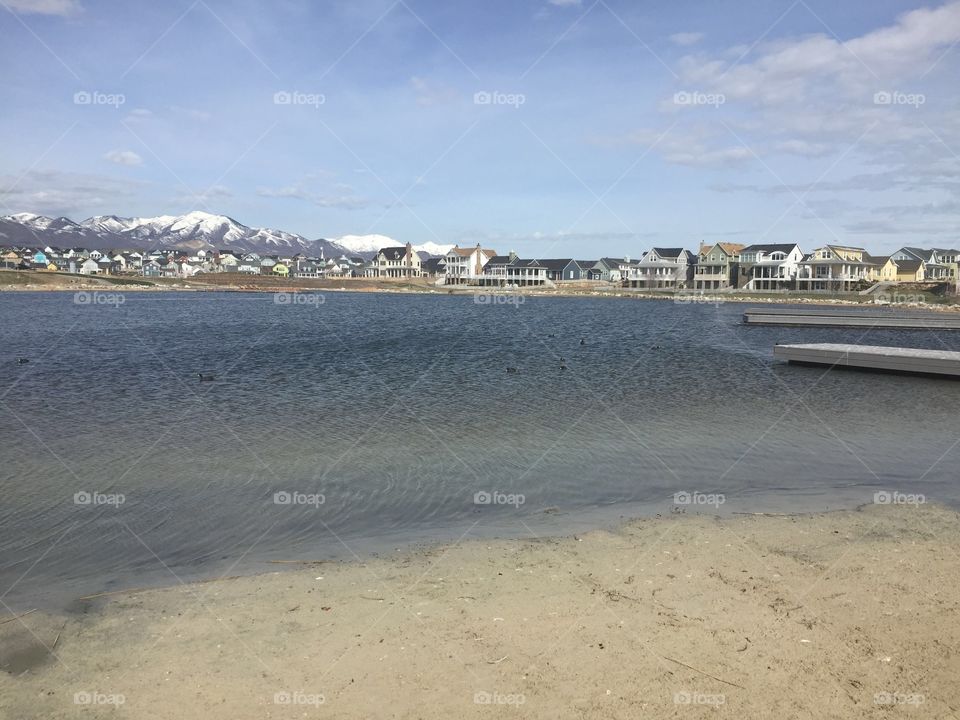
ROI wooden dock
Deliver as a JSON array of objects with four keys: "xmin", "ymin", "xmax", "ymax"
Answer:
[
  {"xmin": 774, "ymin": 343, "xmax": 960, "ymax": 377},
  {"xmin": 743, "ymin": 306, "xmax": 960, "ymax": 329}
]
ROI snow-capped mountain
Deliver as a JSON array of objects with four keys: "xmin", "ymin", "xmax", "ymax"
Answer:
[
  {"xmin": 0, "ymin": 210, "xmax": 449, "ymax": 259},
  {"xmin": 334, "ymin": 234, "xmax": 453, "ymax": 257}
]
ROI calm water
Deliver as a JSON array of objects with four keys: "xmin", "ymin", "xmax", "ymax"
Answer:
[{"xmin": 2, "ymin": 291, "xmax": 959, "ymax": 610}]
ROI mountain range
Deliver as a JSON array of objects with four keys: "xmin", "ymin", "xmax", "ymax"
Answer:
[{"xmin": 0, "ymin": 211, "xmax": 453, "ymax": 259}]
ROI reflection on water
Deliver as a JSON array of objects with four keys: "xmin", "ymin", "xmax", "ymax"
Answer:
[{"xmin": 1, "ymin": 291, "xmax": 958, "ymax": 608}]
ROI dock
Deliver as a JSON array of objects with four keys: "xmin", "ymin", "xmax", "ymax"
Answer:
[
  {"xmin": 774, "ymin": 343, "xmax": 960, "ymax": 377},
  {"xmin": 743, "ymin": 306, "xmax": 960, "ymax": 329}
]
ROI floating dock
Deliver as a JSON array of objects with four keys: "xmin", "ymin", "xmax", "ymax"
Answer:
[
  {"xmin": 774, "ymin": 343, "xmax": 960, "ymax": 377},
  {"xmin": 743, "ymin": 307, "xmax": 960, "ymax": 329}
]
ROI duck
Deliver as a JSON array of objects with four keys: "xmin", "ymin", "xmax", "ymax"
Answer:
[
  {"xmin": 16, "ymin": 358, "xmax": 29, "ymax": 365},
  {"xmin": 506, "ymin": 367, "xmax": 519, "ymax": 374},
  {"xmin": 197, "ymin": 373, "xmax": 216, "ymax": 382},
  {"xmin": 580, "ymin": 338, "xmax": 586, "ymax": 346}
]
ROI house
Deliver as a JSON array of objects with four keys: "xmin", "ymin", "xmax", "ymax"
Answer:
[
  {"xmin": 142, "ymin": 259, "xmax": 162, "ymax": 277},
  {"xmin": 627, "ymin": 248, "xmax": 696, "ymax": 290},
  {"xmin": 891, "ymin": 258, "xmax": 926, "ymax": 283},
  {"xmin": 272, "ymin": 262, "xmax": 290, "ymax": 277},
  {"xmin": 796, "ymin": 245, "xmax": 876, "ymax": 292},
  {"xmin": 695, "ymin": 243, "xmax": 745, "ymax": 290},
  {"xmin": 584, "ymin": 258, "xmax": 635, "ymax": 283},
  {"xmin": 868, "ymin": 256, "xmax": 898, "ymax": 283},
  {"xmin": 2, "ymin": 250, "xmax": 22, "ymax": 269},
  {"xmin": 421, "ymin": 257, "xmax": 446, "ymax": 277},
  {"xmin": 891, "ymin": 247, "xmax": 950, "ymax": 281},
  {"xmin": 443, "ymin": 244, "xmax": 498, "ymax": 285},
  {"xmin": 218, "ymin": 252, "xmax": 240, "ymax": 271},
  {"xmin": 293, "ymin": 259, "xmax": 322, "ymax": 278},
  {"xmin": 737, "ymin": 243, "xmax": 804, "ymax": 291},
  {"xmin": 259, "ymin": 257, "xmax": 277, "ymax": 275},
  {"xmin": 480, "ymin": 254, "xmax": 548, "ymax": 286},
  {"xmin": 933, "ymin": 248, "xmax": 960, "ymax": 285},
  {"xmin": 78, "ymin": 257, "xmax": 101, "ymax": 275},
  {"xmin": 538, "ymin": 259, "xmax": 585, "ymax": 282},
  {"xmin": 374, "ymin": 244, "xmax": 422, "ymax": 278}
]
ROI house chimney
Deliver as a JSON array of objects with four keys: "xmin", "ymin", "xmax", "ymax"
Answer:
[
  {"xmin": 509, "ymin": 250, "xmax": 518, "ymax": 263},
  {"xmin": 625, "ymin": 255, "xmax": 630, "ymax": 263}
]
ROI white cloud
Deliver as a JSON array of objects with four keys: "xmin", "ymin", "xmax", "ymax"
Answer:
[
  {"xmin": 256, "ymin": 183, "xmax": 367, "ymax": 209},
  {"xmin": 669, "ymin": 32, "xmax": 704, "ymax": 47},
  {"xmin": 104, "ymin": 150, "xmax": 143, "ymax": 167},
  {"xmin": 4, "ymin": 0, "xmax": 80, "ymax": 16},
  {"xmin": 0, "ymin": 169, "xmax": 140, "ymax": 216}
]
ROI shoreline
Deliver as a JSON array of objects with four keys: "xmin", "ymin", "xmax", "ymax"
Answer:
[
  {"xmin": 3, "ymin": 276, "xmax": 960, "ymax": 312},
  {"xmin": 3, "ymin": 502, "xmax": 958, "ymax": 718}
]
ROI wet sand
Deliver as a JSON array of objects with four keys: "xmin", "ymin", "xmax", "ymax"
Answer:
[{"xmin": 2, "ymin": 503, "xmax": 959, "ymax": 719}]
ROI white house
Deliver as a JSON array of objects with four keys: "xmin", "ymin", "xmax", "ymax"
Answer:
[
  {"xmin": 738, "ymin": 243, "xmax": 804, "ymax": 291},
  {"xmin": 443, "ymin": 244, "xmax": 497, "ymax": 285},
  {"xmin": 373, "ymin": 243, "xmax": 422, "ymax": 278},
  {"xmin": 627, "ymin": 248, "xmax": 696, "ymax": 289}
]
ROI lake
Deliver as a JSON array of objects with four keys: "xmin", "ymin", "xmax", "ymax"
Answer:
[{"xmin": 1, "ymin": 290, "xmax": 957, "ymax": 610}]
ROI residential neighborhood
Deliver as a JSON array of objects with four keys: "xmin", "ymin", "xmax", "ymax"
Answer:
[{"xmin": 2, "ymin": 239, "xmax": 959, "ymax": 295}]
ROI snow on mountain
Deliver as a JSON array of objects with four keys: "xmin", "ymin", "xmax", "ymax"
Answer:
[
  {"xmin": 1, "ymin": 210, "xmax": 451, "ymax": 258},
  {"xmin": 414, "ymin": 241, "xmax": 454, "ymax": 256},
  {"xmin": 333, "ymin": 234, "xmax": 402, "ymax": 254},
  {"xmin": 333, "ymin": 234, "xmax": 453, "ymax": 257}
]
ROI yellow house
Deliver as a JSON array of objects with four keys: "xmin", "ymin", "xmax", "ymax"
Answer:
[
  {"xmin": 869, "ymin": 256, "xmax": 898, "ymax": 282},
  {"xmin": 45, "ymin": 262, "xmax": 58, "ymax": 271},
  {"xmin": 893, "ymin": 258, "xmax": 925, "ymax": 282},
  {"xmin": 272, "ymin": 262, "xmax": 289, "ymax": 277}
]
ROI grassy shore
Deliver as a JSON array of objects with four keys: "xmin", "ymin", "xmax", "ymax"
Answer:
[{"xmin": 2, "ymin": 503, "xmax": 958, "ymax": 719}]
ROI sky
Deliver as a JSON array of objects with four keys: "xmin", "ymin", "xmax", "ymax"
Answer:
[{"xmin": 1, "ymin": 0, "xmax": 959, "ymax": 256}]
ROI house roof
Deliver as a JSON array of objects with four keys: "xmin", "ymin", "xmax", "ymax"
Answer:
[
  {"xmin": 378, "ymin": 247, "xmax": 411, "ymax": 260},
  {"xmin": 900, "ymin": 247, "xmax": 935, "ymax": 262},
  {"xmin": 739, "ymin": 243, "xmax": 799, "ymax": 254},
  {"xmin": 700, "ymin": 242, "xmax": 746, "ymax": 256},
  {"xmin": 448, "ymin": 246, "xmax": 498, "ymax": 258},
  {"xmin": 893, "ymin": 258, "xmax": 924, "ymax": 273},
  {"xmin": 537, "ymin": 258, "xmax": 577, "ymax": 271},
  {"xmin": 651, "ymin": 247, "xmax": 685, "ymax": 258}
]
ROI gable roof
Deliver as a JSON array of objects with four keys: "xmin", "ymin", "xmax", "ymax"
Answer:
[
  {"xmin": 739, "ymin": 243, "xmax": 799, "ymax": 254},
  {"xmin": 893, "ymin": 258, "xmax": 924, "ymax": 273},
  {"xmin": 378, "ymin": 247, "xmax": 411, "ymax": 261}
]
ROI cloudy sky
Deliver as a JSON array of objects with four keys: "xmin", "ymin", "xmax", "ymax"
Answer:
[{"xmin": 1, "ymin": 0, "xmax": 959, "ymax": 254}]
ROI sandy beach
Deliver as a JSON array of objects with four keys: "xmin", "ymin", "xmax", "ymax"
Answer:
[{"xmin": 2, "ymin": 502, "xmax": 958, "ymax": 719}]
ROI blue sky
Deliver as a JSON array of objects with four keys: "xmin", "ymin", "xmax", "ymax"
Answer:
[{"xmin": 1, "ymin": 0, "xmax": 959, "ymax": 255}]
